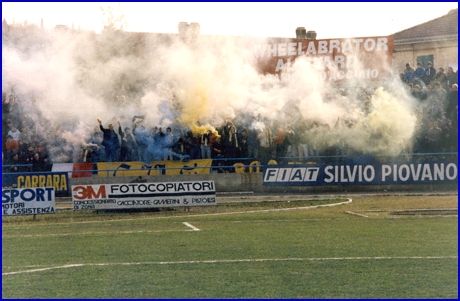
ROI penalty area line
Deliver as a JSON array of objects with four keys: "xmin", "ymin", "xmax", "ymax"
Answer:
[
  {"xmin": 3, "ymin": 255, "xmax": 457, "ymax": 276},
  {"xmin": 4, "ymin": 199, "xmax": 353, "ymax": 228}
]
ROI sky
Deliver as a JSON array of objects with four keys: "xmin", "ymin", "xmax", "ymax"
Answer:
[{"xmin": 2, "ymin": 2, "xmax": 458, "ymax": 39}]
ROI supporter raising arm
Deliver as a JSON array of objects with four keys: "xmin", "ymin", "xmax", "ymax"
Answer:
[{"xmin": 97, "ymin": 119, "xmax": 120, "ymax": 162}]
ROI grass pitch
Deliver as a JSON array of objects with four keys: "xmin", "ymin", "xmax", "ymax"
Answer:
[{"xmin": 2, "ymin": 194, "xmax": 457, "ymax": 298}]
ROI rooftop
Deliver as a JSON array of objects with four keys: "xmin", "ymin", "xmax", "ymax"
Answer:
[{"xmin": 394, "ymin": 9, "xmax": 458, "ymax": 44}]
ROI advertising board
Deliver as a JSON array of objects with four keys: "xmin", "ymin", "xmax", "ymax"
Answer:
[
  {"xmin": 263, "ymin": 161, "xmax": 458, "ymax": 186},
  {"xmin": 2, "ymin": 187, "xmax": 56, "ymax": 216},
  {"xmin": 72, "ymin": 181, "xmax": 216, "ymax": 210},
  {"xmin": 2, "ymin": 172, "xmax": 69, "ymax": 196},
  {"xmin": 254, "ymin": 35, "xmax": 394, "ymax": 81}
]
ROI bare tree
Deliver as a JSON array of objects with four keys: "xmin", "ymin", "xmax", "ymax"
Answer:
[{"xmin": 100, "ymin": 3, "xmax": 128, "ymax": 32}]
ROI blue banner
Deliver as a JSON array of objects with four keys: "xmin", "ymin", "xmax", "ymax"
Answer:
[
  {"xmin": 263, "ymin": 160, "xmax": 458, "ymax": 186},
  {"xmin": 2, "ymin": 172, "xmax": 70, "ymax": 195}
]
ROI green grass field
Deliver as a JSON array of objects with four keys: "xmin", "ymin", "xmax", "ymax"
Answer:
[{"xmin": 2, "ymin": 195, "xmax": 458, "ymax": 298}]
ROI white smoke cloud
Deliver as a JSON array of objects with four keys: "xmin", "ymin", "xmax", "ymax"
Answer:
[{"xmin": 2, "ymin": 26, "xmax": 417, "ymax": 162}]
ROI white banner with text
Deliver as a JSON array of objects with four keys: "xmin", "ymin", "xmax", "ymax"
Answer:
[
  {"xmin": 2, "ymin": 187, "xmax": 56, "ymax": 216},
  {"xmin": 71, "ymin": 181, "xmax": 216, "ymax": 210}
]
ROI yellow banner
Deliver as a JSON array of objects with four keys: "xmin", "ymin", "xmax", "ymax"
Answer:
[{"xmin": 97, "ymin": 160, "xmax": 213, "ymax": 177}]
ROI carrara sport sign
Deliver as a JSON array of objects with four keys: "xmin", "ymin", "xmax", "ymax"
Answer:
[
  {"xmin": 2, "ymin": 187, "xmax": 56, "ymax": 216},
  {"xmin": 71, "ymin": 181, "xmax": 216, "ymax": 210}
]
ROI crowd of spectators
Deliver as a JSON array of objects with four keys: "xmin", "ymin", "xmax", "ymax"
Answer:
[
  {"xmin": 3, "ymin": 94, "xmax": 53, "ymax": 172},
  {"xmin": 401, "ymin": 61, "xmax": 458, "ymax": 154},
  {"xmin": 2, "ymin": 66, "xmax": 458, "ymax": 171}
]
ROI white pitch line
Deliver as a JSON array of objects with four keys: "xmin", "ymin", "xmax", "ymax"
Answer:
[
  {"xmin": 3, "ymin": 255, "xmax": 457, "ymax": 276},
  {"xmin": 345, "ymin": 211, "xmax": 369, "ymax": 218},
  {"xmin": 2, "ymin": 199, "xmax": 354, "ymax": 228},
  {"xmin": 182, "ymin": 222, "xmax": 200, "ymax": 231},
  {"xmin": 3, "ymin": 264, "xmax": 86, "ymax": 275},
  {"xmin": 2, "ymin": 229, "xmax": 193, "ymax": 238}
]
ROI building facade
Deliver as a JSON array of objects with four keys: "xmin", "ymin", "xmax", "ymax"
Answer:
[{"xmin": 392, "ymin": 9, "xmax": 458, "ymax": 74}]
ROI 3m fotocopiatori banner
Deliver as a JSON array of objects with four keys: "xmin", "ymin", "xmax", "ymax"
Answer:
[
  {"xmin": 72, "ymin": 181, "xmax": 216, "ymax": 210},
  {"xmin": 2, "ymin": 187, "xmax": 56, "ymax": 216},
  {"xmin": 263, "ymin": 161, "xmax": 458, "ymax": 186}
]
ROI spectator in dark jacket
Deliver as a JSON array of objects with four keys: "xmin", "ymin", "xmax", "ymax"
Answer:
[
  {"xmin": 97, "ymin": 119, "xmax": 120, "ymax": 162},
  {"xmin": 423, "ymin": 61, "xmax": 436, "ymax": 86}
]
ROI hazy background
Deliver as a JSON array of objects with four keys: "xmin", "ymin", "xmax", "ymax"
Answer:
[
  {"xmin": 3, "ymin": 2, "xmax": 450, "ymax": 162},
  {"xmin": 2, "ymin": 2, "xmax": 458, "ymax": 38}
]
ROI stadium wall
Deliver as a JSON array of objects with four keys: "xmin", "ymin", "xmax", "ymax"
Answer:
[{"xmin": 69, "ymin": 172, "xmax": 457, "ymax": 195}]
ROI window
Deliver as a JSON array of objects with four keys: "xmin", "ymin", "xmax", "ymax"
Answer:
[{"xmin": 416, "ymin": 55, "xmax": 434, "ymax": 68}]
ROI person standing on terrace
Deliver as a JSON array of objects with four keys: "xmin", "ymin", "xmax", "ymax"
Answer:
[{"xmin": 97, "ymin": 119, "xmax": 120, "ymax": 162}]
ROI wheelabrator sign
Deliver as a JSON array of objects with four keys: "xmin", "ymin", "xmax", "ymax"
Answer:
[
  {"xmin": 263, "ymin": 161, "xmax": 458, "ymax": 186},
  {"xmin": 71, "ymin": 181, "xmax": 216, "ymax": 210},
  {"xmin": 254, "ymin": 35, "xmax": 394, "ymax": 82}
]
